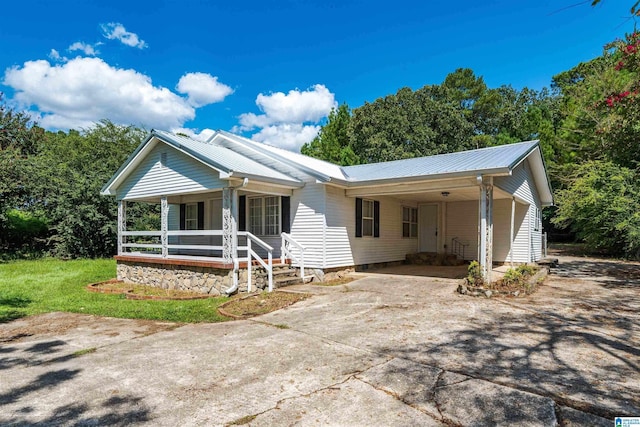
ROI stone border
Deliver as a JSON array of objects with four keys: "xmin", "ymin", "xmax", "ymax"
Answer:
[
  {"xmin": 457, "ymin": 267, "xmax": 549, "ymax": 298},
  {"xmin": 86, "ymin": 280, "xmax": 217, "ymax": 301}
]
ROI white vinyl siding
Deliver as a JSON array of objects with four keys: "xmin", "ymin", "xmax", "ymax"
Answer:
[
  {"xmin": 444, "ymin": 200, "xmax": 478, "ymax": 261},
  {"xmin": 117, "ymin": 142, "xmax": 226, "ymax": 200},
  {"xmin": 289, "ymin": 181, "xmax": 326, "ymax": 268},
  {"xmin": 324, "ymin": 186, "xmax": 418, "ymax": 268},
  {"xmin": 494, "ymin": 160, "xmax": 543, "ymax": 262}
]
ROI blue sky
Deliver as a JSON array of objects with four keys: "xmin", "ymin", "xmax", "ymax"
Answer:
[{"xmin": 0, "ymin": 0, "xmax": 635, "ymax": 150}]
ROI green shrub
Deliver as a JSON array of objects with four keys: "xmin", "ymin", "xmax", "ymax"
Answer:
[
  {"xmin": 503, "ymin": 268, "xmax": 524, "ymax": 286},
  {"xmin": 467, "ymin": 261, "xmax": 483, "ymax": 285},
  {"xmin": 516, "ymin": 264, "xmax": 537, "ymax": 277}
]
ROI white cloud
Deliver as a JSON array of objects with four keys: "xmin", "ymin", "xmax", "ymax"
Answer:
[
  {"xmin": 68, "ymin": 41, "xmax": 98, "ymax": 56},
  {"xmin": 101, "ymin": 23, "xmax": 147, "ymax": 49},
  {"xmin": 48, "ymin": 49, "xmax": 66, "ymax": 62},
  {"xmin": 250, "ymin": 124, "xmax": 321, "ymax": 151},
  {"xmin": 238, "ymin": 84, "xmax": 336, "ymax": 130},
  {"xmin": 176, "ymin": 72, "xmax": 234, "ymax": 107},
  {"xmin": 236, "ymin": 84, "xmax": 335, "ymax": 151},
  {"xmin": 171, "ymin": 127, "xmax": 216, "ymax": 142},
  {"xmin": 3, "ymin": 57, "xmax": 194, "ymax": 130}
]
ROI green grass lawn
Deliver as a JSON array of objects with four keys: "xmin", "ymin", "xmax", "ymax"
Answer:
[{"xmin": 0, "ymin": 258, "xmax": 230, "ymax": 323}]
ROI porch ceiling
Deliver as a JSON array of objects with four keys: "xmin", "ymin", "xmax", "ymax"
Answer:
[{"xmin": 343, "ymin": 176, "xmax": 513, "ymax": 203}]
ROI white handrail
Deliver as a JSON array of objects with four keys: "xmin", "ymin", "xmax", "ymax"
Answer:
[
  {"xmin": 238, "ymin": 231, "xmax": 273, "ymax": 292},
  {"xmin": 281, "ymin": 232, "xmax": 306, "ymax": 280}
]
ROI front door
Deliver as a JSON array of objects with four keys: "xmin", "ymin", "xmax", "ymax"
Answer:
[{"xmin": 419, "ymin": 204, "xmax": 438, "ymax": 252}]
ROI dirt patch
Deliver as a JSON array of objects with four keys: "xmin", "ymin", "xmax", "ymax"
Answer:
[
  {"xmin": 0, "ymin": 312, "xmax": 179, "ymax": 343},
  {"xmin": 87, "ymin": 280, "xmax": 215, "ymax": 300},
  {"xmin": 315, "ymin": 277, "xmax": 356, "ymax": 287},
  {"xmin": 218, "ymin": 291, "xmax": 310, "ymax": 319}
]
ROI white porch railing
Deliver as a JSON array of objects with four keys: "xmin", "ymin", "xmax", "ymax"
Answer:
[
  {"xmin": 281, "ymin": 232, "xmax": 305, "ymax": 280},
  {"xmin": 121, "ymin": 230, "xmax": 226, "ymax": 263},
  {"xmin": 120, "ymin": 230, "xmax": 276, "ymax": 292},
  {"xmin": 238, "ymin": 231, "xmax": 273, "ymax": 292}
]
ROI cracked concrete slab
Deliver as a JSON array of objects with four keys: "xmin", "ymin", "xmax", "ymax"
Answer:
[
  {"xmin": 357, "ymin": 357, "xmax": 442, "ymax": 418},
  {"xmin": 435, "ymin": 377, "xmax": 557, "ymax": 426},
  {"xmin": 1, "ymin": 252, "xmax": 637, "ymax": 425},
  {"xmin": 247, "ymin": 378, "xmax": 445, "ymax": 426}
]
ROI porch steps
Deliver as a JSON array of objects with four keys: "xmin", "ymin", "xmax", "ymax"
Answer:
[{"xmin": 252, "ymin": 262, "xmax": 308, "ymax": 289}]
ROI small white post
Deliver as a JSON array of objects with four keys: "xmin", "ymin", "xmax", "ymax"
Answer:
[
  {"xmin": 268, "ymin": 251, "xmax": 273, "ymax": 292},
  {"xmin": 300, "ymin": 248, "xmax": 305, "ymax": 281},
  {"xmin": 161, "ymin": 196, "xmax": 168, "ymax": 258},
  {"xmin": 281, "ymin": 233, "xmax": 286, "ymax": 264},
  {"xmin": 247, "ymin": 238, "xmax": 252, "ymax": 293},
  {"xmin": 117, "ymin": 200, "xmax": 126, "ymax": 255}
]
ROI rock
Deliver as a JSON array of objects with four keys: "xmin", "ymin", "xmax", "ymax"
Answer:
[
  {"xmin": 513, "ymin": 290, "xmax": 520, "ymax": 297},
  {"xmin": 458, "ymin": 284, "xmax": 468, "ymax": 294},
  {"xmin": 484, "ymin": 290, "xmax": 493, "ymax": 298}
]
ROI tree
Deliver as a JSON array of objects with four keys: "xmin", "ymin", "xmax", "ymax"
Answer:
[
  {"xmin": 30, "ymin": 121, "xmax": 147, "ymax": 258},
  {"xmin": 301, "ymin": 104, "xmax": 359, "ymax": 165},
  {"xmin": 553, "ymin": 161, "xmax": 640, "ymax": 257}
]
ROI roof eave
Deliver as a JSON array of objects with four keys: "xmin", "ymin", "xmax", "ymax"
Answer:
[
  {"xmin": 228, "ymin": 171, "xmax": 304, "ymax": 188},
  {"xmin": 341, "ymin": 167, "xmax": 513, "ymax": 188}
]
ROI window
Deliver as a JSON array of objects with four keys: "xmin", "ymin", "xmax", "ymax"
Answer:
[
  {"xmin": 362, "ymin": 199, "xmax": 374, "ymax": 237},
  {"xmin": 160, "ymin": 152, "xmax": 167, "ymax": 169},
  {"xmin": 185, "ymin": 203, "xmax": 198, "ymax": 230},
  {"xmin": 249, "ymin": 196, "xmax": 280, "ymax": 236},
  {"xmin": 534, "ymin": 208, "xmax": 541, "ymax": 231},
  {"xmin": 355, "ymin": 198, "xmax": 379, "ymax": 238},
  {"xmin": 402, "ymin": 207, "xmax": 418, "ymax": 238}
]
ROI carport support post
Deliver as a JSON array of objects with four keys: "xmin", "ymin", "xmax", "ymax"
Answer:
[
  {"xmin": 117, "ymin": 200, "xmax": 126, "ymax": 256},
  {"xmin": 478, "ymin": 177, "xmax": 493, "ymax": 283},
  {"xmin": 161, "ymin": 196, "xmax": 168, "ymax": 258}
]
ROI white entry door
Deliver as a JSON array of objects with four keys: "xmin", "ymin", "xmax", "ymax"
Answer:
[{"xmin": 419, "ymin": 204, "xmax": 438, "ymax": 253}]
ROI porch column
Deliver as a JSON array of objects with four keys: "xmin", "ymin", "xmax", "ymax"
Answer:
[
  {"xmin": 510, "ymin": 197, "xmax": 515, "ymax": 267},
  {"xmin": 478, "ymin": 177, "xmax": 494, "ymax": 283},
  {"xmin": 117, "ymin": 200, "xmax": 126, "ymax": 255},
  {"xmin": 222, "ymin": 187, "xmax": 233, "ymax": 263},
  {"xmin": 161, "ymin": 196, "xmax": 168, "ymax": 258}
]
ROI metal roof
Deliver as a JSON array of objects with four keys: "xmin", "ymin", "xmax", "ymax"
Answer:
[
  {"xmin": 152, "ymin": 130, "xmax": 302, "ymax": 184},
  {"xmin": 342, "ymin": 140, "xmax": 540, "ymax": 182}
]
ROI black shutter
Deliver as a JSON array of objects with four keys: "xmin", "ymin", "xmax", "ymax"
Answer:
[
  {"xmin": 373, "ymin": 200, "xmax": 380, "ymax": 238},
  {"xmin": 281, "ymin": 196, "xmax": 291, "ymax": 234},
  {"xmin": 355, "ymin": 198, "xmax": 362, "ymax": 238},
  {"xmin": 179, "ymin": 203, "xmax": 186, "ymax": 230},
  {"xmin": 238, "ymin": 195, "xmax": 246, "ymax": 231},
  {"xmin": 197, "ymin": 201, "xmax": 205, "ymax": 230}
]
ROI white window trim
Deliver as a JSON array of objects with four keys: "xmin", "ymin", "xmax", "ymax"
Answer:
[
  {"xmin": 534, "ymin": 208, "xmax": 541, "ymax": 231},
  {"xmin": 248, "ymin": 196, "xmax": 281, "ymax": 237},
  {"xmin": 185, "ymin": 202, "xmax": 198, "ymax": 230},
  {"xmin": 362, "ymin": 199, "xmax": 374, "ymax": 237},
  {"xmin": 402, "ymin": 206, "xmax": 418, "ymax": 238}
]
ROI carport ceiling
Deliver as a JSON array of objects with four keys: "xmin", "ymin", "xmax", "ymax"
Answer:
[{"xmin": 389, "ymin": 186, "xmax": 512, "ymax": 203}]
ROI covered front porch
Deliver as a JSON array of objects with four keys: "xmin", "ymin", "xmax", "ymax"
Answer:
[{"xmin": 114, "ymin": 186, "xmax": 306, "ymax": 294}]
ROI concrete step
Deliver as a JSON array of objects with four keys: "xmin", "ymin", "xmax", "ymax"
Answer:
[{"xmin": 275, "ymin": 275, "xmax": 303, "ymax": 287}]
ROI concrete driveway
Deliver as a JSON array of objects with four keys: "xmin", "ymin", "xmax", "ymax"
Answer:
[{"xmin": 0, "ymin": 253, "xmax": 638, "ymax": 426}]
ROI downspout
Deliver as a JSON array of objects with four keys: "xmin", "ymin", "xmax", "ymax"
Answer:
[{"xmin": 224, "ymin": 178, "xmax": 249, "ymax": 296}]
